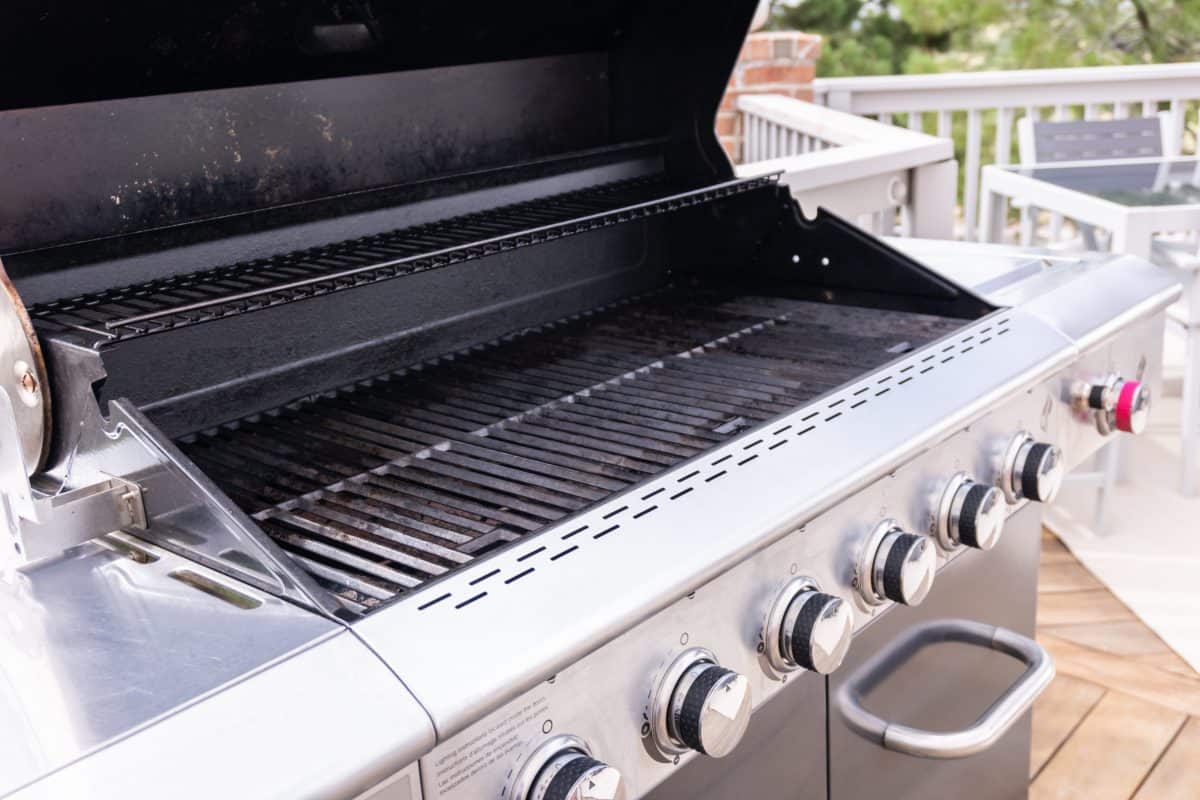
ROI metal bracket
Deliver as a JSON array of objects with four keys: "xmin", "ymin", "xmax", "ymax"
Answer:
[{"xmin": 3, "ymin": 475, "xmax": 148, "ymax": 568}]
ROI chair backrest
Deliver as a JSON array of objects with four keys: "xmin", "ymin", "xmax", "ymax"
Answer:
[{"xmin": 1016, "ymin": 116, "xmax": 1165, "ymax": 165}]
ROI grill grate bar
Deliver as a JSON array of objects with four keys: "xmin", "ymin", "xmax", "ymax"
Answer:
[
  {"xmin": 180, "ymin": 289, "xmax": 962, "ymax": 611},
  {"xmin": 29, "ymin": 174, "xmax": 778, "ymax": 345}
]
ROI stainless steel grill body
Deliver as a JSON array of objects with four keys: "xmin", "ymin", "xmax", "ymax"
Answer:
[{"xmin": 0, "ymin": 2, "xmax": 1182, "ymax": 798}]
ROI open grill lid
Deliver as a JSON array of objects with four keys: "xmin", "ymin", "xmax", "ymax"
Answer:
[{"xmin": 0, "ymin": 0, "xmax": 759, "ymax": 257}]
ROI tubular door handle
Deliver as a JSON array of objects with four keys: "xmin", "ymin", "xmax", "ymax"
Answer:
[{"xmin": 836, "ymin": 619, "xmax": 1054, "ymax": 759}]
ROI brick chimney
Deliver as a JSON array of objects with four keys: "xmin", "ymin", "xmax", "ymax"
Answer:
[{"xmin": 718, "ymin": 32, "xmax": 822, "ymax": 163}]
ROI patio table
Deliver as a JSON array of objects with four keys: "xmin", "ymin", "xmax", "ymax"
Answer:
[{"xmin": 979, "ymin": 156, "xmax": 1200, "ymax": 259}]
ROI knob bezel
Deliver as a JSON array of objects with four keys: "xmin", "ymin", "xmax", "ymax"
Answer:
[
  {"xmin": 508, "ymin": 734, "xmax": 597, "ymax": 800},
  {"xmin": 1001, "ymin": 432, "xmax": 1064, "ymax": 504},
  {"xmin": 763, "ymin": 577, "xmax": 853, "ymax": 674},
  {"xmin": 649, "ymin": 648, "xmax": 718, "ymax": 757},
  {"xmin": 935, "ymin": 472, "xmax": 1006, "ymax": 552},
  {"xmin": 999, "ymin": 432, "xmax": 1032, "ymax": 504},
  {"xmin": 764, "ymin": 576, "xmax": 816, "ymax": 671},
  {"xmin": 858, "ymin": 519, "xmax": 936, "ymax": 607},
  {"xmin": 649, "ymin": 647, "xmax": 751, "ymax": 759}
]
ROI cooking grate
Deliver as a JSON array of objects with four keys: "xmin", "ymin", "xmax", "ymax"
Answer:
[
  {"xmin": 178, "ymin": 289, "xmax": 961, "ymax": 614},
  {"xmin": 27, "ymin": 174, "xmax": 776, "ymax": 346}
]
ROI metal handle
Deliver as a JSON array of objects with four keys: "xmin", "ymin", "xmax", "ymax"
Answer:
[{"xmin": 836, "ymin": 619, "xmax": 1054, "ymax": 759}]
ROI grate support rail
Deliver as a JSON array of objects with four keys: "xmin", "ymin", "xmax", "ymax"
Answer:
[{"xmin": 28, "ymin": 174, "xmax": 779, "ymax": 345}]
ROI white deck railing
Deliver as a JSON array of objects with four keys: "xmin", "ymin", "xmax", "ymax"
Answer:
[
  {"xmin": 812, "ymin": 62, "xmax": 1200, "ymax": 240},
  {"xmin": 735, "ymin": 94, "xmax": 957, "ymax": 239}
]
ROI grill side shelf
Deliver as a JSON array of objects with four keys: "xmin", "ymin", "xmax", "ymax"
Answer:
[{"xmin": 27, "ymin": 174, "xmax": 779, "ymax": 346}]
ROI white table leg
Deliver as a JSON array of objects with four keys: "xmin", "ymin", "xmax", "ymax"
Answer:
[
  {"xmin": 1183, "ymin": 323, "xmax": 1200, "ymax": 497},
  {"xmin": 1019, "ymin": 206, "xmax": 1036, "ymax": 246},
  {"xmin": 978, "ymin": 181, "xmax": 1007, "ymax": 244},
  {"xmin": 1093, "ymin": 438, "xmax": 1121, "ymax": 534},
  {"xmin": 1111, "ymin": 218, "xmax": 1154, "ymax": 261}
]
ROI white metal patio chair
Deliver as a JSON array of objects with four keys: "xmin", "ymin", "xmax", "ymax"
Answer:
[{"xmin": 1015, "ymin": 115, "xmax": 1170, "ymax": 248}]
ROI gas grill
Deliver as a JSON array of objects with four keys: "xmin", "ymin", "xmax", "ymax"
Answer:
[{"xmin": 0, "ymin": 3, "xmax": 1180, "ymax": 800}]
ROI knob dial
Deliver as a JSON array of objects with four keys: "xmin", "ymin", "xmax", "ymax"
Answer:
[
  {"xmin": 936, "ymin": 473, "xmax": 1007, "ymax": 551},
  {"xmin": 650, "ymin": 648, "xmax": 752, "ymax": 759},
  {"xmin": 1075, "ymin": 375, "xmax": 1151, "ymax": 435},
  {"xmin": 860, "ymin": 521, "xmax": 936, "ymax": 606},
  {"xmin": 1001, "ymin": 433, "xmax": 1064, "ymax": 504},
  {"xmin": 765, "ymin": 578, "xmax": 854, "ymax": 674},
  {"xmin": 510, "ymin": 736, "xmax": 625, "ymax": 800}
]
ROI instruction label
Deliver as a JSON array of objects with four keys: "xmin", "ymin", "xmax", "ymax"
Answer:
[{"xmin": 430, "ymin": 694, "xmax": 551, "ymax": 797}]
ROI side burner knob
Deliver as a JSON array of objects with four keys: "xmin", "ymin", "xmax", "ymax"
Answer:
[
  {"xmin": 860, "ymin": 521, "xmax": 937, "ymax": 607},
  {"xmin": 764, "ymin": 578, "xmax": 854, "ymax": 674},
  {"xmin": 1074, "ymin": 375, "xmax": 1150, "ymax": 435},
  {"xmin": 936, "ymin": 473, "xmax": 1007, "ymax": 551},
  {"xmin": 509, "ymin": 735, "xmax": 625, "ymax": 800},
  {"xmin": 1001, "ymin": 433, "xmax": 1065, "ymax": 504},
  {"xmin": 650, "ymin": 649, "xmax": 752, "ymax": 759}
]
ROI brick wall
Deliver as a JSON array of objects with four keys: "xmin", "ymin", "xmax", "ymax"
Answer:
[{"xmin": 718, "ymin": 31, "xmax": 822, "ymax": 163}]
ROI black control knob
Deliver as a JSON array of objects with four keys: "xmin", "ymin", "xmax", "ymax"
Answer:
[
  {"xmin": 511, "ymin": 736, "xmax": 625, "ymax": 800},
  {"xmin": 669, "ymin": 662, "xmax": 752, "ymax": 757},
  {"xmin": 765, "ymin": 579, "xmax": 854, "ymax": 674},
  {"xmin": 936, "ymin": 473, "xmax": 1007, "ymax": 551},
  {"xmin": 860, "ymin": 522, "xmax": 936, "ymax": 607},
  {"xmin": 1002, "ymin": 434, "xmax": 1065, "ymax": 504},
  {"xmin": 651, "ymin": 649, "xmax": 752, "ymax": 759}
]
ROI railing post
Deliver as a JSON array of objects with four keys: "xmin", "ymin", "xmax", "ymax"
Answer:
[
  {"xmin": 909, "ymin": 159, "xmax": 957, "ymax": 240},
  {"xmin": 995, "ymin": 107, "xmax": 1014, "ymax": 166},
  {"xmin": 963, "ymin": 110, "xmax": 983, "ymax": 242},
  {"xmin": 825, "ymin": 90, "xmax": 853, "ymax": 112},
  {"xmin": 1167, "ymin": 99, "xmax": 1185, "ymax": 155}
]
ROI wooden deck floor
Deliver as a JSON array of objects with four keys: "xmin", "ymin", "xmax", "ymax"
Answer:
[{"xmin": 1030, "ymin": 531, "xmax": 1200, "ymax": 799}]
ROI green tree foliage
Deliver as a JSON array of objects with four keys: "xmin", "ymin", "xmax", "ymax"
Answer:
[{"xmin": 769, "ymin": 0, "xmax": 1200, "ymax": 77}]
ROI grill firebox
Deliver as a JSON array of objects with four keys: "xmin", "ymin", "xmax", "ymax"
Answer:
[{"xmin": 177, "ymin": 288, "xmax": 962, "ymax": 613}]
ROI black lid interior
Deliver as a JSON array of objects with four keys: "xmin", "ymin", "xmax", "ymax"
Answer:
[{"xmin": 0, "ymin": 1, "xmax": 758, "ymax": 255}]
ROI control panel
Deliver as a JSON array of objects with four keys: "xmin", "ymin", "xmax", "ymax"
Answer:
[{"xmin": 415, "ymin": 312, "xmax": 1159, "ymax": 800}]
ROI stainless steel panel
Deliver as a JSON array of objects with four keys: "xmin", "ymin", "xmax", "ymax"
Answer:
[
  {"xmin": 828, "ymin": 505, "xmax": 1041, "ymax": 800},
  {"xmin": 355, "ymin": 766, "xmax": 424, "ymax": 800},
  {"xmin": 891, "ymin": 239, "xmax": 1180, "ymax": 345},
  {"xmin": 0, "ymin": 535, "xmax": 338, "ymax": 797},
  {"xmin": 9, "ymin": 631, "xmax": 435, "ymax": 800}
]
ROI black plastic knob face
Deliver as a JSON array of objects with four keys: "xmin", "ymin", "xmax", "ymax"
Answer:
[
  {"xmin": 957, "ymin": 483, "xmax": 991, "ymax": 548},
  {"xmin": 784, "ymin": 591, "xmax": 853, "ymax": 674},
  {"xmin": 543, "ymin": 756, "xmax": 602, "ymax": 800},
  {"xmin": 675, "ymin": 665, "xmax": 729, "ymax": 753},
  {"xmin": 787, "ymin": 595, "xmax": 829, "ymax": 670},
  {"xmin": 1021, "ymin": 443, "xmax": 1055, "ymax": 501},
  {"xmin": 527, "ymin": 749, "xmax": 625, "ymax": 800},
  {"xmin": 663, "ymin": 658, "xmax": 752, "ymax": 758},
  {"xmin": 877, "ymin": 532, "xmax": 936, "ymax": 606}
]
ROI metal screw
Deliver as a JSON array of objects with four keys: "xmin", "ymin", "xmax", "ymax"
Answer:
[{"xmin": 18, "ymin": 369, "xmax": 36, "ymax": 396}]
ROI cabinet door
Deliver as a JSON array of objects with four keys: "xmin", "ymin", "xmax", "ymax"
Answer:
[
  {"xmin": 644, "ymin": 670, "xmax": 825, "ymax": 800},
  {"xmin": 828, "ymin": 506, "xmax": 1042, "ymax": 800}
]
